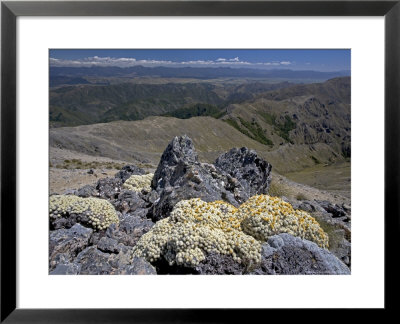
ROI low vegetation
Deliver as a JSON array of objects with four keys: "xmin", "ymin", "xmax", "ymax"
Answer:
[
  {"xmin": 53, "ymin": 159, "xmax": 125, "ymax": 170},
  {"xmin": 259, "ymin": 112, "xmax": 296, "ymax": 143},
  {"xmin": 237, "ymin": 117, "xmax": 274, "ymax": 147},
  {"xmin": 162, "ymin": 103, "xmax": 225, "ymax": 119}
]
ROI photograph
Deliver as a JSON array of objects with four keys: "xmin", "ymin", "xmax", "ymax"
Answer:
[{"xmin": 48, "ymin": 49, "xmax": 351, "ymax": 275}]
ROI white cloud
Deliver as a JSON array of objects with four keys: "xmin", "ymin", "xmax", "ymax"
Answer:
[{"xmin": 49, "ymin": 56, "xmax": 293, "ymax": 69}]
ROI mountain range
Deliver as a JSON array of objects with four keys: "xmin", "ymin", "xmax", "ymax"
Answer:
[{"xmin": 50, "ymin": 65, "xmax": 350, "ymax": 83}]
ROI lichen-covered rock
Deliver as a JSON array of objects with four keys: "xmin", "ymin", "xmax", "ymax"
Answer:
[
  {"xmin": 115, "ymin": 165, "xmax": 146, "ymax": 182},
  {"xmin": 64, "ymin": 246, "xmax": 156, "ymax": 275},
  {"xmin": 50, "ymin": 263, "xmax": 82, "ymax": 275},
  {"xmin": 105, "ymin": 214, "xmax": 154, "ymax": 247},
  {"xmin": 150, "ymin": 135, "xmax": 273, "ymax": 221},
  {"xmin": 113, "ymin": 257, "xmax": 157, "ymax": 275},
  {"xmin": 315, "ymin": 200, "xmax": 347, "ymax": 218},
  {"xmin": 239, "ymin": 195, "xmax": 329, "ymax": 249},
  {"xmin": 122, "ymin": 173, "xmax": 154, "ymax": 192},
  {"xmin": 97, "ymin": 237, "xmax": 120, "ymax": 254},
  {"xmin": 112, "ymin": 190, "xmax": 148, "ymax": 214},
  {"xmin": 194, "ymin": 252, "xmax": 246, "ymax": 275},
  {"xmin": 49, "ymin": 223, "xmax": 93, "ymax": 270},
  {"xmin": 215, "ymin": 147, "xmax": 272, "ymax": 200},
  {"xmin": 152, "ymin": 135, "xmax": 199, "ymax": 190},
  {"xmin": 96, "ymin": 177, "xmax": 124, "ymax": 200},
  {"xmin": 49, "ymin": 195, "xmax": 119, "ymax": 231},
  {"xmin": 72, "ymin": 246, "xmax": 115, "ymax": 274},
  {"xmin": 76, "ymin": 184, "xmax": 98, "ymax": 198},
  {"xmin": 252, "ymin": 233, "xmax": 350, "ymax": 275},
  {"xmin": 150, "ymin": 136, "xmax": 234, "ymax": 220}
]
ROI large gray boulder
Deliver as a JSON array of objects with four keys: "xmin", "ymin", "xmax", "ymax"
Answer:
[
  {"xmin": 149, "ymin": 135, "xmax": 272, "ymax": 221},
  {"xmin": 252, "ymin": 233, "xmax": 350, "ymax": 275}
]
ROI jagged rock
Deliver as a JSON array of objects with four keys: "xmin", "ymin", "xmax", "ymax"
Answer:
[
  {"xmin": 342, "ymin": 203, "xmax": 351, "ymax": 213},
  {"xmin": 150, "ymin": 136, "xmax": 233, "ymax": 220},
  {"xmin": 113, "ymin": 257, "xmax": 157, "ymax": 275},
  {"xmin": 152, "ymin": 135, "xmax": 198, "ymax": 191},
  {"xmin": 290, "ymin": 200, "xmax": 327, "ymax": 214},
  {"xmin": 76, "ymin": 184, "xmax": 97, "ymax": 198},
  {"xmin": 215, "ymin": 147, "xmax": 272, "ymax": 200},
  {"xmin": 97, "ymin": 237, "xmax": 120, "ymax": 254},
  {"xmin": 112, "ymin": 190, "xmax": 148, "ymax": 214},
  {"xmin": 72, "ymin": 246, "xmax": 115, "ymax": 274},
  {"xmin": 96, "ymin": 177, "xmax": 123, "ymax": 200},
  {"xmin": 50, "ymin": 212, "xmax": 82, "ymax": 230},
  {"xmin": 316, "ymin": 200, "xmax": 347, "ymax": 218},
  {"xmin": 66, "ymin": 246, "xmax": 156, "ymax": 275},
  {"xmin": 115, "ymin": 165, "xmax": 146, "ymax": 183},
  {"xmin": 141, "ymin": 190, "xmax": 160, "ymax": 205},
  {"xmin": 105, "ymin": 214, "xmax": 154, "ymax": 247},
  {"xmin": 150, "ymin": 135, "xmax": 273, "ymax": 221},
  {"xmin": 50, "ymin": 263, "xmax": 81, "ymax": 275},
  {"xmin": 89, "ymin": 230, "xmax": 107, "ymax": 246},
  {"xmin": 49, "ymin": 224, "xmax": 93, "ymax": 270},
  {"xmin": 194, "ymin": 252, "xmax": 246, "ymax": 275},
  {"xmin": 252, "ymin": 233, "xmax": 350, "ymax": 275}
]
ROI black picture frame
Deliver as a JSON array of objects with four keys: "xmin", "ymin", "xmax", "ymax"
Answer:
[{"xmin": 1, "ymin": 0, "xmax": 398, "ymax": 322}]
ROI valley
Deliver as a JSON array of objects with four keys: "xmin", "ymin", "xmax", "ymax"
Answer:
[{"xmin": 50, "ymin": 72, "xmax": 351, "ymax": 199}]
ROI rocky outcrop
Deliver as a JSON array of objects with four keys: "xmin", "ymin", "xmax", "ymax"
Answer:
[
  {"xmin": 215, "ymin": 147, "xmax": 272, "ymax": 200},
  {"xmin": 49, "ymin": 137, "xmax": 351, "ymax": 276},
  {"xmin": 252, "ymin": 233, "xmax": 350, "ymax": 275},
  {"xmin": 149, "ymin": 135, "xmax": 272, "ymax": 221}
]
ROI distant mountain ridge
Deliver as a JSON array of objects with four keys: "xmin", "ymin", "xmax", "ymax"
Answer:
[
  {"xmin": 49, "ymin": 80, "xmax": 296, "ymax": 127},
  {"xmin": 221, "ymin": 77, "xmax": 351, "ymax": 158},
  {"xmin": 50, "ymin": 65, "xmax": 350, "ymax": 80}
]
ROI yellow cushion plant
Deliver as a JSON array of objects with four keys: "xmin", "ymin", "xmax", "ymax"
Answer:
[
  {"xmin": 49, "ymin": 195, "xmax": 119, "ymax": 230},
  {"xmin": 132, "ymin": 194, "xmax": 329, "ymax": 267},
  {"xmin": 122, "ymin": 173, "xmax": 154, "ymax": 192}
]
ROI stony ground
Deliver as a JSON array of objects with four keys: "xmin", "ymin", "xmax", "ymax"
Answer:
[
  {"xmin": 50, "ymin": 147, "xmax": 154, "ymax": 194},
  {"xmin": 50, "ymin": 147, "xmax": 350, "ymax": 207},
  {"xmin": 270, "ymin": 171, "xmax": 350, "ymax": 207}
]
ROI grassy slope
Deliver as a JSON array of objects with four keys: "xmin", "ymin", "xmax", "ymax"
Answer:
[{"xmin": 50, "ymin": 116, "xmax": 344, "ymax": 174}]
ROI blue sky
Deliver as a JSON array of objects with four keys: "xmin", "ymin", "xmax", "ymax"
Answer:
[{"xmin": 50, "ymin": 49, "xmax": 350, "ymax": 72}]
